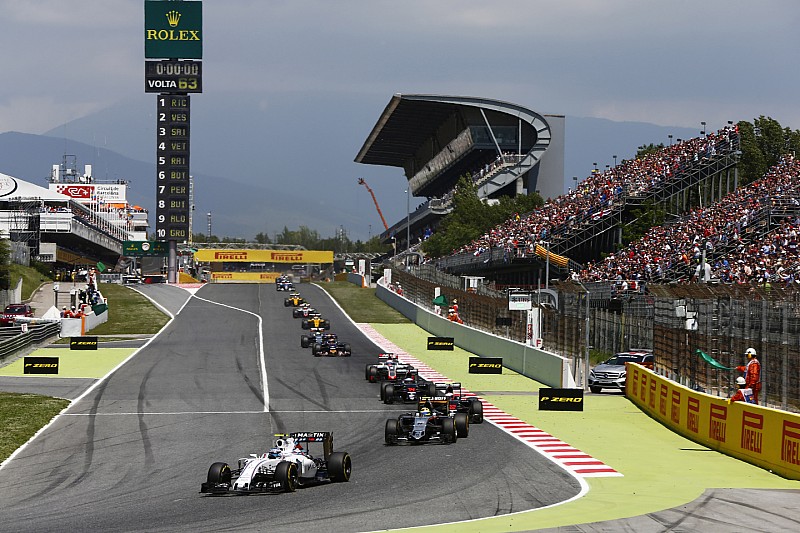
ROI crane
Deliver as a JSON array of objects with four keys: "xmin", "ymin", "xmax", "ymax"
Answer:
[{"xmin": 357, "ymin": 178, "xmax": 389, "ymax": 230}]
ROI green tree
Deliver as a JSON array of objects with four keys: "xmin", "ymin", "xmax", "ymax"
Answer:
[{"xmin": 0, "ymin": 239, "xmax": 10, "ymax": 290}]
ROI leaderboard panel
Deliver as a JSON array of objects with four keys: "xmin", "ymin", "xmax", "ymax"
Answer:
[{"xmin": 156, "ymin": 94, "xmax": 190, "ymax": 241}]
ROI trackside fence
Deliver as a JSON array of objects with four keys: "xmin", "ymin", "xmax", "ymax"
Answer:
[{"xmin": 390, "ymin": 265, "xmax": 800, "ymax": 412}]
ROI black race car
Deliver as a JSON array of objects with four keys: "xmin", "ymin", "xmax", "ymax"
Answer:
[
  {"xmin": 301, "ymin": 328, "xmax": 326, "ymax": 348},
  {"xmin": 384, "ymin": 397, "xmax": 469, "ymax": 445},
  {"xmin": 380, "ymin": 369, "xmax": 436, "ymax": 404},
  {"xmin": 430, "ymin": 382, "xmax": 484, "ymax": 423},
  {"xmin": 312, "ymin": 333, "xmax": 351, "ymax": 357},
  {"xmin": 365, "ymin": 353, "xmax": 415, "ymax": 383}
]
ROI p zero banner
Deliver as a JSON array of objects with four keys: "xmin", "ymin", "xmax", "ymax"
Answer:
[
  {"xmin": 23, "ymin": 357, "xmax": 59, "ymax": 374},
  {"xmin": 145, "ymin": 0, "xmax": 203, "ymax": 59},
  {"xmin": 427, "ymin": 337, "xmax": 454, "ymax": 351},
  {"xmin": 539, "ymin": 388, "xmax": 584, "ymax": 411},
  {"xmin": 70, "ymin": 336, "xmax": 98, "ymax": 350},
  {"xmin": 468, "ymin": 357, "xmax": 503, "ymax": 374},
  {"xmin": 195, "ymin": 249, "xmax": 334, "ymax": 263},
  {"xmin": 627, "ymin": 364, "xmax": 800, "ymax": 480}
]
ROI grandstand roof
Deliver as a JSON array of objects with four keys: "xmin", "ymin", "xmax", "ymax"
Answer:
[
  {"xmin": 355, "ymin": 94, "xmax": 547, "ymax": 168},
  {"xmin": 0, "ymin": 172, "xmax": 70, "ymax": 202}
]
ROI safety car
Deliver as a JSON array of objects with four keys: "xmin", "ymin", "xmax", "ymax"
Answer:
[
  {"xmin": 200, "ymin": 432, "xmax": 351, "ymax": 494},
  {"xmin": 284, "ymin": 293, "xmax": 306, "ymax": 307},
  {"xmin": 311, "ymin": 333, "xmax": 351, "ymax": 357},
  {"xmin": 384, "ymin": 397, "xmax": 469, "ymax": 445},
  {"xmin": 365, "ymin": 353, "xmax": 415, "ymax": 383}
]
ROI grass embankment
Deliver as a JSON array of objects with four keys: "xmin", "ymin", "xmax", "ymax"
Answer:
[
  {"xmin": 0, "ymin": 393, "xmax": 69, "ymax": 461},
  {"xmin": 82, "ymin": 283, "xmax": 170, "ymax": 335},
  {"xmin": 0, "ymin": 284, "xmax": 169, "ymax": 462},
  {"xmin": 10, "ymin": 264, "xmax": 50, "ymax": 302},
  {"xmin": 321, "ymin": 281, "xmax": 409, "ymax": 324}
]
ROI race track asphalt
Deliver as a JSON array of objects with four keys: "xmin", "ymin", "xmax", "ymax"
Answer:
[{"xmin": 0, "ymin": 283, "xmax": 580, "ymax": 533}]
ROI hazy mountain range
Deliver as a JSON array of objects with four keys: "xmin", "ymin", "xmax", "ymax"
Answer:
[{"xmin": 0, "ymin": 91, "xmax": 697, "ymax": 241}]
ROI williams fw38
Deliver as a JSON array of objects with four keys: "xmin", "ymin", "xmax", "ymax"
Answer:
[{"xmin": 200, "ymin": 432, "xmax": 351, "ymax": 494}]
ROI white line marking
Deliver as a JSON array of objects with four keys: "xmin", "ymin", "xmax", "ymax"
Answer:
[
  {"xmin": 192, "ymin": 294, "xmax": 269, "ymax": 413},
  {"xmin": 61, "ymin": 409, "xmax": 398, "ymax": 416}
]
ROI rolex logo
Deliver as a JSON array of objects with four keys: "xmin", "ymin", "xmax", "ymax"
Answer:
[{"xmin": 166, "ymin": 10, "xmax": 181, "ymax": 27}]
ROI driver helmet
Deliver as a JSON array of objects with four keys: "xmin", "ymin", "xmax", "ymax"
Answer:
[
  {"xmin": 293, "ymin": 444, "xmax": 304, "ymax": 453},
  {"xmin": 267, "ymin": 447, "xmax": 281, "ymax": 459},
  {"xmin": 419, "ymin": 407, "xmax": 431, "ymax": 417}
]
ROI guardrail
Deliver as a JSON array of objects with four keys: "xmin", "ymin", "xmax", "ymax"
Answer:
[{"xmin": 0, "ymin": 323, "xmax": 61, "ymax": 362}]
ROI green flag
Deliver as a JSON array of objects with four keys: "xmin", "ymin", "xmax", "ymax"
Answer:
[
  {"xmin": 695, "ymin": 349, "xmax": 734, "ymax": 370},
  {"xmin": 96, "ymin": 261, "xmax": 106, "ymax": 273}
]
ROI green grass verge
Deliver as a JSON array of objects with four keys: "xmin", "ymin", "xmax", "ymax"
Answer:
[
  {"xmin": 0, "ymin": 393, "xmax": 69, "ymax": 460},
  {"xmin": 84, "ymin": 283, "xmax": 169, "ymax": 335},
  {"xmin": 319, "ymin": 281, "xmax": 410, "ymax": 324},
  {"xmin": 10, "ymin": 263, "xmax": 51, "ymax": 303}
]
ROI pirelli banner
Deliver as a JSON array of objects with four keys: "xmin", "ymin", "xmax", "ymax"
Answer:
[
  {"xmin": 627, "ymin": 364, "xmax": 800, "ymax": 480},
  {"xmin": 195, "ymin": 249, "xmax": 334, "ymax": 264},
  {"xmin": 211, "ymin": 272, "xmax": 281, "ymax": 283},
  {"xmin": 469, "ymin": 356, "xmax": 503, "ymax": 374}
]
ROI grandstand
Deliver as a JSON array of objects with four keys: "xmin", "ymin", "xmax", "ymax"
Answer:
[
  {"xmin": 0, "ymin": 166, "xmax": 141, "ymax": 276},
  {"xmin": 355, "ymin": 94, "xmax": 565, "ymax": 253}
]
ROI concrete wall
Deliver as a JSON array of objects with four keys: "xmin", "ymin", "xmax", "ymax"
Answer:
[{"xmin": 376, "ymin": 280, "xmax": 571, "ymax": 388}]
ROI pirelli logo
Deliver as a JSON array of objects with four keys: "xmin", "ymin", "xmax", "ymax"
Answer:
[
  {"xmin": 427, "ymin": 337, "xmax": 454, "ymax": 350},
  {"xmin": 687, "ymin": 396, "xmax": 700, "ymax": 434},
  {"xmin": 709, "ymin": 403, "xmax": 728, "ymax": 443},
  {"xmin": 271, "ymin": 252, "xmax": 304, "ymax": 262},
  {"xmin": 741, "ymin": 411, "xmax": 763, "ymax": 454},
  {"xmin": 214, "ymin": 252, "xmax": 248, "ymax": 260},
  {"xmin": 468, "ymin": 356, "xmax": 502, "ymax": 374},
  {"xmin": 539, "ymin": 388, "xmax": 584, "ymax": 411},
  {"xmin": 70, "ymin": 336, "xmax": 98, "ymax": 350},
  {"xmin": 23, "ymin": 356, "xmax": 59, "ymax": 374},
  {"xmin": 781, "ymin": 420, "xmax": 800, "ymax": 466}
]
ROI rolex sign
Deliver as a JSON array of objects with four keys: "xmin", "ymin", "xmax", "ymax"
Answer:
[{"xmin": 145, "ymin": 1, "xmax": 203, "ymax": 59}]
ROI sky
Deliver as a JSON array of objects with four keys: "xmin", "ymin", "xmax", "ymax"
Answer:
[{"xmin": 0, "ymin": 1, "xmax": 799, "ymax": 238}]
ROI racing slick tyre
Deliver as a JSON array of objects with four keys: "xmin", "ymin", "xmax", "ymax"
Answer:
[
  {"xmin": 323, "ymin": 320, "xmax": 331, "ymax": 330},
  {"xmin": 365, "ymin": 364, "xmax": 374, "ymax": 380},
  {"xmin": 301, "ymin": 320, "xmax": 310, "ymax": 330},
  {"xmin": 327, "ymin": 451, "xmax": 352, "ymax": 482},
  {"xmin": 343, "ymin": 343, "xmax": 351, "ymax": 356},
  {"xmin": 301, "ymin": 336, "xmax": 310, "ymax": 348},
  {"xmin": 454, "ymin": 412, "xmax": 470, "ymax": 438},
  {"xmin": 426, "ymin": 382, "xmax": 437, "ymax": 397},
  {"xmin": 274, "ymin": 461, "xmax": 298, "ymax": 492},
  {"xmin": 284, "ymin": 300, "xmax": 291, "ymax": 307},
  {"xmin": 590, "ymin": 386, "xmax": 602, "ymax": 394},
  {"xmin": 207, "ymin": 462, "xmax": 231, "ymax": 485},
  {"xmin": 383, "ymin": 384, "xmax": 395, "ymax": 404},
  {"xmin": 368, "ymin": 366, "xmax": 379, "ymax": 383},
  {"xmin": 313, "ymin": 344, "xmax": 323, "ymax": 357},
  {"xmin": 470, "ymin": 398, "xmax": 484, "ymax": 423},
  {"xmin": 380, "ymin": 382, "xmax": 390, "ymax": 401},
  {"xmin": 442, "ymin": 418, "xmax": 457, "ymax": 444},
  {"xmin": 385, "ymin": 419, "xmax": 399, "ymax": 445},
  {"xmin": 293, "ymin": 309, "xmax": 301, "ymax": 318}
]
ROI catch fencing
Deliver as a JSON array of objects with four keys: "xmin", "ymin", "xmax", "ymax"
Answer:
[{"xmin": 392, "ymin": 265, "xmax": 800, "ymax": 412}]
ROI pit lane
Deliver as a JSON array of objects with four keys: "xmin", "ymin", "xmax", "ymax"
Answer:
[{"xmin": 0, "ymin": 283, "xmax": 580, "ymax": 532}]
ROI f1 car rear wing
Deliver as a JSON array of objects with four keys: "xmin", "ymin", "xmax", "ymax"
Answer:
[{"xmin": 275, "ymin": 432, "xmax": 334, "ymax": 459}]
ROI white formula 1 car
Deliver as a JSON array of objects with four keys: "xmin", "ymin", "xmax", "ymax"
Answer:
[{"xmin": 200, "ymin": 432, "xmax": 351, "ymax": 494}]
